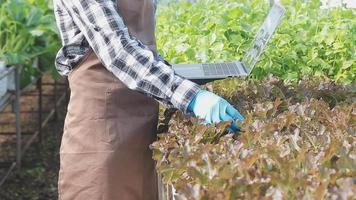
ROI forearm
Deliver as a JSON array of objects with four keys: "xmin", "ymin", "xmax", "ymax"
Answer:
[{"xmin": 60, "ymin": 0, "xmax": 201, "ymax": 112}]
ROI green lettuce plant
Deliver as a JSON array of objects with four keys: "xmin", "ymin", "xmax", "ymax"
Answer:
[
  {"xmin": 0, "ymin": 0, "xmax": 60, "ymax": 87},
  {"xmin": 156, "ymin": 0, "xmax": 355, "ymax": 83}
]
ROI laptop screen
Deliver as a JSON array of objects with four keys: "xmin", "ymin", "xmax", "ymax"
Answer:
[{"xmin": 242, "ymin": 3, "xmax": 286, "ymax": 74}]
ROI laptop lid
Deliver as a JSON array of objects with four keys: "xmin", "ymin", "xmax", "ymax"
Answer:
[{"xmin": 242, "ymin": 3, "xmax": 286, "ymax": 74}]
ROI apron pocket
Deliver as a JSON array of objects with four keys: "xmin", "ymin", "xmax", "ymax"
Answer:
[
  {"xmin": 106, "ymin": 86, "xmax": 159, "ymax": 118},
  {"xmin": 92, "ymin": 118, "xmax": 119, "ymax": 145}
]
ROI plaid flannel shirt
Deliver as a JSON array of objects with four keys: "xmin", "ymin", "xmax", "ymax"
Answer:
[{"xmin": 53, "ymin": 0, "xmax": 201, "ymax": 112}]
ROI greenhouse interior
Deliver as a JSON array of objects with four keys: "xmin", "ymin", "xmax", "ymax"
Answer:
[{"xmin": 0, "ymin": 0, "xmax": 355, "ymax": 199}]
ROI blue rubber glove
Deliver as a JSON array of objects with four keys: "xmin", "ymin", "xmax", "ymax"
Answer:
[{"xmin": 187, "ymin": 90, "xmax": 244, "ymax": 125}]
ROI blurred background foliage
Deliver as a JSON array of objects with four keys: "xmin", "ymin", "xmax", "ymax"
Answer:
[
  {"xmin": 0, "ymin": 0, "xmax": 60, "ymax": 87},
  {"xmin": 156, "ymin": 0, "xmax": 355, "ymax": 83}
]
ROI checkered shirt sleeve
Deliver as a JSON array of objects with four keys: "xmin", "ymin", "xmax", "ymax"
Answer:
[{"xmin": 54, "ymin": 0, "xmax": 201, "ymax": 113}]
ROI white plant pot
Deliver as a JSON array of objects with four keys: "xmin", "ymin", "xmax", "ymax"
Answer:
[{"xmin": 0, "ymin": 60, "xmax": 8, "ymax": 98}]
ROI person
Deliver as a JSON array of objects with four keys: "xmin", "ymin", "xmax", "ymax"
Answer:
[{"xmin": 53, "ymin": 0, "xmax": 244, "ymax": 199}]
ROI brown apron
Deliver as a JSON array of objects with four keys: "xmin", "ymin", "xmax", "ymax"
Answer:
[
  {"xmin": 117, "ymin": 0, "xmax": 157, "ymax": 53},
  {"xmin": 59, "ymin": 0, "xmax": 160, "ymax": 199}
]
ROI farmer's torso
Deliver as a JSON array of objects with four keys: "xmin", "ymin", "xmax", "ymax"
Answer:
[{"xmin": 58, "ymin": 1, "xmax": 160, "ymax": 199}]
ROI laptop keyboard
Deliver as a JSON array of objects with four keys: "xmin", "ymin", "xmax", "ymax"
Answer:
[{"xmin": 202, "ymin": 63, "xmax": 247, "ymax": 76}]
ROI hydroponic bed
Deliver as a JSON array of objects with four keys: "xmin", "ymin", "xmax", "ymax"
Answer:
[
  {"xmin": 153, "ymin": 0, "xmax": 355, "ymax": 199},
  {"xmin": 152, "ymin": 76, "xmax": 355, "ymax": 199}
]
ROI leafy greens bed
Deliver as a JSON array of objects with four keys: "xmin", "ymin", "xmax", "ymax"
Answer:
[
  {"xmin": 153, "ymin": 0, "xmax": 355, "ymax": 199},
  {"xmin": 152, "ymin": 77, "xmax": 355, "ymax": 199},
  {"xmin": 0, "ymin": 0, "xmax": 60, "ymax": 87},
  {"xmin": 156, "ymin": 0, "xmax": 355, "ymax": 83}
]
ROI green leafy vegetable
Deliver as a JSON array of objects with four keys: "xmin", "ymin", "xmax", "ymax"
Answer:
[
  {"xmin": 156, "ymin": 0, "xmax": 356, "ymax": 83},
  {"xmin": 0, "ymin": 0, "xmax": 60, "ymax": 87}
]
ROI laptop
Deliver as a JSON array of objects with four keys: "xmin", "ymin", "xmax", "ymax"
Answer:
[{"xmin": 172, "ymin": 3, "xmax": 286, "ymax": 84}]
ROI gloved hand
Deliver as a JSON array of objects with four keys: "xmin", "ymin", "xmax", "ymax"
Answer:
[{"xmin": 187, "ymin": 90, "xmax": 244, "ymax": 126}]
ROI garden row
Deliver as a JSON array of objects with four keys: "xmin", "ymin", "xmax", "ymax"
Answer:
[
  {"xmin": 153, "ymin": 0, "xmax": 355, "ymax": 199},
  {"xmin": 156, "ymin": 0, "xmax": 355, "ymax": 83},
  {"xmin": 153, "ymin": 76, "xmax": 355, "ymax": 199},
  {"xmin": 0, "ymin": 0, "xmax": 59, "ymax": 91}
]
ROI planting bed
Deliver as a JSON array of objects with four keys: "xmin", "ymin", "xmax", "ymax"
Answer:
[
  {"xmin": 152, "ymin": 77, "xmax": 355, "ymax": 199},
  {"xmin": 153, "ymin": 1, "xmax": 355, "ymax": 198},
  {"xmin": 156, "ymin": 0, "xmax": 355, "ymax": 83}
]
